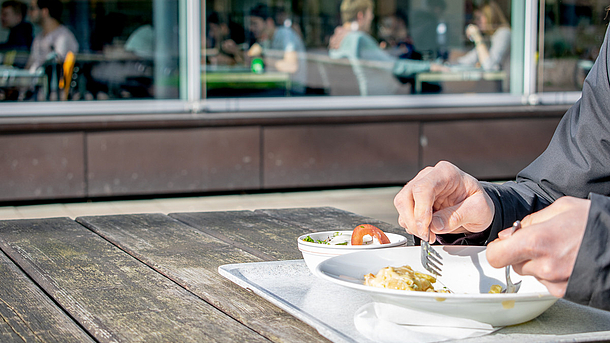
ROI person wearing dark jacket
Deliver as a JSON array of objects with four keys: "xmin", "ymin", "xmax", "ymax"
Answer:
[
  {"xmin": 393, "ymin": 22, "xmax": 610, "ymax": 311},
  {"xmin": 0, "ymin": 0, "xmax": 33, "ymax": 52}
]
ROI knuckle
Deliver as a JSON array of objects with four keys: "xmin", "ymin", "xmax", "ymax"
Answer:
[
  {"xmin": 411, "ymin": 181, "xmax": 432, "ymax": 195},
  {"xmin": 448, "ymin": 211, "xmax": 463, "ymax": 228}
]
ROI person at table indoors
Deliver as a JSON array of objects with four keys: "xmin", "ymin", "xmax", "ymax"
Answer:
[
  {"xmin": 328, "ymin": 0, "xmax": 446, "ymax": 95},
  {"xmin": 26, "ymin": 0, "xmax": 78, "ymax": 72},
  {"xmin": 0, "ymin": 0, "xmax": 33, "ymax": 65},
  {"xmin": 456, "ymin": 1, "xmax": 510, "ymax": 71},
  {"xmin": 393, "ymin": 20, "xmax": 610, "ymax": 311},
  {"xmin": 377, "ymin": 10, "xmax": 420, "ymax": 61},
  {"xmin": 247, "ymin": 4, "xmax": 307, "ymax": 95},
  {"xmin": 88, "ymin": 23, "xmax": 154, "ymax": 99},
  {"xmin": 206, "ymin": 11, "xmax": 246, "ymax": 66}
]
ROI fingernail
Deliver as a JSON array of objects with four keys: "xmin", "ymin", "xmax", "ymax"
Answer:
[{"xmin": 431, "ymin": 216, "xmax": 444, "ymax": 232}]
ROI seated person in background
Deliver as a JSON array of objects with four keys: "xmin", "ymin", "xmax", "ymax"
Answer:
[
  {"xmin": 206, "ymin": 11, "xmax": 246, "ymax": 66},
  {"xmin": 247, "ymin": 4, "xmax": 307, "ymax": 95},
  {"xmin": 409, "ymin": 0, "xmax": 447, "ymax": 61},
  {"xmin": 0, "ymin": 0, "xmax": 33, "ymax": 59},
  {"xmin": 89, "ymin": 23, "xmax": 154, "ymax": 99},
  {"xmin": 123, "ymin": 24, "xmax": 153, "ymax": 59},
  {"xmin": 377, "ymin": 10, "xmax": 420, "ymax": 60},
  {"xmin": 328, "ymin": 0, "xmax": 445, "ymax": 95},
  {"xmin": 456, "ymin": 1, "xmax": 510, "ymax": 71},
  {"xmin": 26, "ymin": 0, "xmax": 78, "ymax": 72}
]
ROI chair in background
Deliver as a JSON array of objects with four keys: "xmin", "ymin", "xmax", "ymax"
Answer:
[
  {"xmin": 59, "ymin": 51, "xmax": 76, "ymax": 100},
  {"xmin": 318, "ymin": 57, "xmax": 360, "ymax": 96}
]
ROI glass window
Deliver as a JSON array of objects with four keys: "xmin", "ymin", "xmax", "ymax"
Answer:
[
  {"xmin": 540, "ymin": 0, "xmax": 610, "ymax": 92},
  {"xmin": 202, "ymin": 0, "xmax": 516, "ymax": 99},
  {"xmin": 0, "ymin": 0, "xmax": 182, "ymax": 102}
]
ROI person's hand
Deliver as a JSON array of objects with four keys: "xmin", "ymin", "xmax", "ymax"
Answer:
[
  {"xmin": 394, "ymin": 161, "xmax": 494, "ymax": 243},
  {"xmin": 430, "ymin": 63, "xmax": 450, "ymax": 72},
  {"xmin": 221, "ymin": 39, "xmax": 238, "ymax": 55},
  {"xmin": 329, "ymin": 25, "xmax": 349, "ymax": 50},
  {"xmin": 247, "ymin": 43, "xmax": 263, "ymax": 57},
  {"xmin": 465, "ymin": 24, "xmax": 483, "ymax": 43},
  {"xmin": 486, "ymin": 196, "xmax": 590, "ymax": 298}
]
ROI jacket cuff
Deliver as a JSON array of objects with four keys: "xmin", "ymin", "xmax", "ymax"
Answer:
[{"xmin": 564, "ymin": 193, "xmax": 610, "ymax": 310}]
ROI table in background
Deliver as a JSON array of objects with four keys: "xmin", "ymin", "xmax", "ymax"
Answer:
[
  {"xmin": 414, "ymin": 70, "xmax": 507, "ymax": 94},
  {"xmin": 204, "ymin": 67, "xmax": 291, "ymax": 97},
  {"xmin": 0, "ymin": 66, "xmax": 47, "ymax": 98},
  {"xmin": 1, "ymin": 207, "xmax": 609, "ymax": 342}
]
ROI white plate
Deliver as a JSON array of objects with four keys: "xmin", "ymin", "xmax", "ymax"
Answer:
[{"xmin": 315, "ymin": 246, "xmax": 558, "ymax": 327}]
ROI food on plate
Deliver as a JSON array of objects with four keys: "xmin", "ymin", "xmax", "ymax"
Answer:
[
  {"xmin": 350, "ymin": 224, "xmax": 390, "ymax": 245},
  {"xmin": 488, "ymin": 284, "xmax": 503, "ymax": 293},
  {"xmin": 364, "ymin": 265, "xmax": 449, "ymax": 292},
  {"xmin": 302, "ymin": 231, "xmax": 350, "ymax": 245},
  {"xmin": 301, "ymin": 224, "xmax": 391, "ymax": 246}
]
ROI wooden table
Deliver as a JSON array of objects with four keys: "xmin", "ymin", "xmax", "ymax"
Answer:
[
  {"xmin": 2, "ymin": 207, "xmax": 610, "ymax": 343},
  {"xmin": 0, "ymin": 207, "xmax": 405, "ymax": 342}
]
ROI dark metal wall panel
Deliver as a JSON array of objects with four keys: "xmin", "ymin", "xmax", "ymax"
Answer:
[
  {"xmin": 421, "ymin": 118, "xmax": 562, "ymax": 180},
  {"xmin": 87, "ymin": 128, "xmax": 260, "ymax": 197},
  {"xmin": 0, "ymin": 133, "xmax": 85, "ymax": 201},
  {"xmin": 263, "ymin": 123, "xmax": 419, "ymax": 188}
]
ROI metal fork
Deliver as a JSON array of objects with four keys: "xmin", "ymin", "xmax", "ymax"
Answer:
[
  {"xmin": 502, "ymin": 220, "xmax": 523, "ymax": 293},
  {"xmin": 420, "ymin": 228, "xmax": 443, "ymax": 276}
]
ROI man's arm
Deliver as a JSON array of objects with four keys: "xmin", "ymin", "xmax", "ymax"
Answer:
[
  {"xmin": 483, "ymin": 24, "xmax": 610, "ymax": 310},
  {"xmin": 275, "ymin": 50, "xmax": 298, "ymax": 73}
]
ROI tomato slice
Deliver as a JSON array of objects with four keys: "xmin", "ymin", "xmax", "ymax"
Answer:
[{"xmin": 351, "ymin": 224, "xmax": 391, "ymax": 245}]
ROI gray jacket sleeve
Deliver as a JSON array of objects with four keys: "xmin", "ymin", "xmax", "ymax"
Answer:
[{"xmin": 442, "ymin": 25, "xmax": 610, "ymax": 310}]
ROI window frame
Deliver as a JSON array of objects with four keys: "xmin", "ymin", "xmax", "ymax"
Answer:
[{"xmin": 0, "ymin": 0, "xmax": 585, "ymax": 117}]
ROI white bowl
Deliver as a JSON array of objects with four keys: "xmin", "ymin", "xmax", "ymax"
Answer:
[
  {"xmin": 316, "ymin": 246, "xmax": 558, "ymax": 327},
  {"xmin": 297, "ymin": 230, "xmax": 408, "ymax": 274}
]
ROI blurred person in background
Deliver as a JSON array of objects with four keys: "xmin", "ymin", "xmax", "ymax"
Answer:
[
  {"xmin": 89, "ymin": 23, "xmax": 155, "ymax": 99},
  {"xmin": 456, "ymin": 1, "xmax": 510, "ymax": 71},
  {"xmin": 26, "ymin": 0, "xmax": 78, "ymax": 72},
  {"xmin": 247, "ymin": 3, "xmax": 307, "ymax": 95},
  {"xmin": 328, "ymin": 0, "xmax": 446, "ymax": 95},
  {"xmin": 409, "ymin": 0, "xmax": 447, "ymax": 61},
  {"xmin": 206, "ymin": 11, "xmax": 246, "ymax": 66},
  {"xmin": 377, "ymin": 9, "xmax": 420, "ymax": 61},
  {"xmin": 0, "ymin": 0, "xmax": 33, "ymax": 56}
]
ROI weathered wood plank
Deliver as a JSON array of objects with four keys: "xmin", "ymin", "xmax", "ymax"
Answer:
[
  {"xmin": 76, "ymin": 213, "xmax": 330, "ymax": 343},
  {"xmin": 0, "ymin": 218, "xmax": 268, "ymax": 343},
  {"xmin": 0, "ymin": 249, "xmax": 94, "ymax": 343},
  {"xmin": 171, "ymin": 207, "xmax": 413, "ymax": 260},
  {"xmin": 170, "ymin": 210, "xmax": 314, "ymax": 261}
]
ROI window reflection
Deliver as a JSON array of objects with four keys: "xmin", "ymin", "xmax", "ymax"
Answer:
[
  {"xmin": 203, "ymin": 0, "xmax": 515, "ymax": 99},
  {"xmin": 541, "ymin": 0, "xmax": 609, "ymax": 92},
  {"xmin": 0, "ymin": 0, "xmax": 180, "ymax": 102}
]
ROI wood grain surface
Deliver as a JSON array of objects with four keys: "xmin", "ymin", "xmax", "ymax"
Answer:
[
  {"xmin": 0, "ymin": 249, "xmax": 94, "ymax": 343},
  {"xmin": 77, "ymin": 212, "xmax": 330, "ymax": 343},
  {"xmin": 0, "ymin": 208, "xmax": 410, "ymax": 342},
  {"xmin": 0, "ymin": 218, "xmax": 268, "ymax": 343}
]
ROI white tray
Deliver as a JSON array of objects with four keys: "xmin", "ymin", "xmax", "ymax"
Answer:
[{"xmin": 219, "ymin": 260, "xmax": 610, "ymax": 343}]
